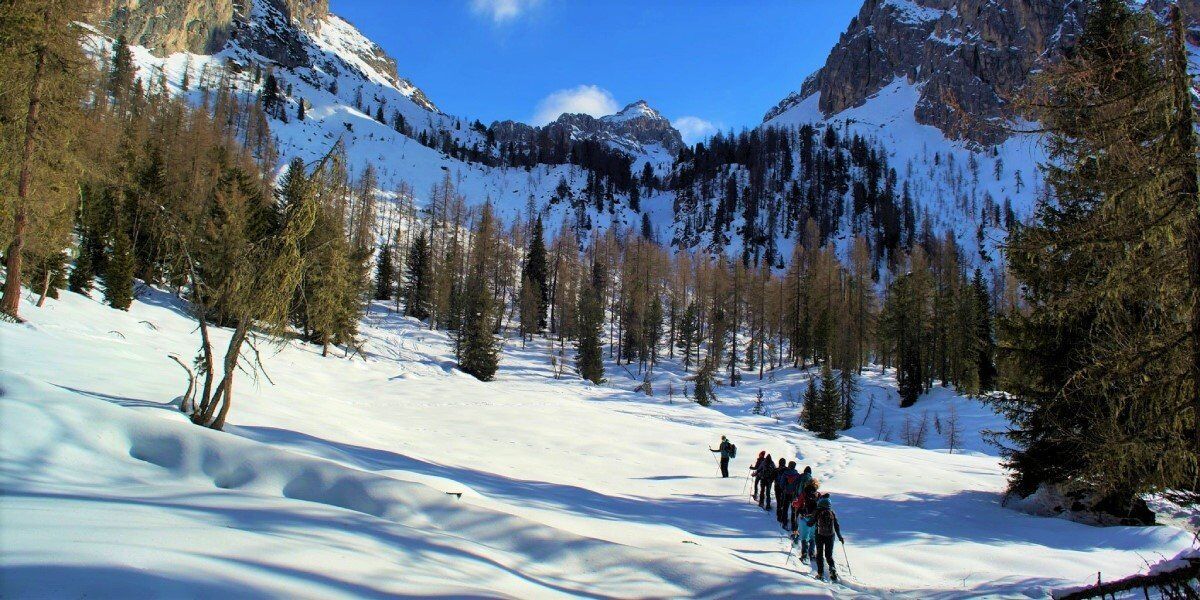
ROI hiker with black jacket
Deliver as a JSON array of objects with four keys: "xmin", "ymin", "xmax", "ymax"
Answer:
[
  {"xmin": 808, "ymin": 494, "xmax": 844, "ymax": 582},
  {"xmin": 750, "ymin": 451, "xmax": 767, "ymax": 501},
  {"xmin": 775, "ymin": 460, "xmax": 799, "ymax": 527},
  {"xmin": 772, "ymin": 457, "xmax": 788, "ymax": 522},
  {"xmin": 756, "ymin": 453, "xmax": 776, "ymax": 510},
  {"xmin": 709, "ymin": 436, "xmax": 735, "ymax": 478}
]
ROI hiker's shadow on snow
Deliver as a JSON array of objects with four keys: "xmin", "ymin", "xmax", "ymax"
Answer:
[
  {"xmin": 235, "ymin": 424, "xmax": 785, "ymax": 539},
  {"xmin": 635, "ymin": 475, "xmax": 706, "ymax": 481}
]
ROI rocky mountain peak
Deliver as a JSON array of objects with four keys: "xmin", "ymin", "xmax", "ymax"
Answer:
[{"xmin": 766, "ymin": 0, "xmax": 1087, "ymax": 145}]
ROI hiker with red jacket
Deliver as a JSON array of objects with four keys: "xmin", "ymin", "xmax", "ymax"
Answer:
[{"xmin": 807, "ymin": 494, "xmax": 845, "ymax": 582}]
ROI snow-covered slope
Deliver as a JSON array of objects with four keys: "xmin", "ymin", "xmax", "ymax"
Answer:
[{"xmin": 3, "ymin": 288, "xmax": 1194, "ymax": 597}]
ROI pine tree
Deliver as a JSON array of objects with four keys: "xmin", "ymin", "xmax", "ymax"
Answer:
[
  {"xmin": 521, "ymin": 217, "xmax": 548, "ymax": 330},
  {"xmin": 676, "ymin": 301, "xmax": 699, "ymax": 371},
  {"xmin": 994, "ymin": 0, "xmax": 1197, "ymax": 513},
  {"xmin": 839, "ymin": 368, "xmax": 858, "ymax": 430},
  {"xmin": 403, "ymin": 229, "xmax": 432, "ymax": 320},
  {"xmin": 374, "ymin": 244, "xmax": 394, "ymax": 301},
  {"xmin": 0, "ymin": 0, "xmax": 91, "ymax": 319},
  {"xmin": 694, "ymin": 358, "xmax": 717, "ymax": 406},
  {"xmin": 103, "ymin": 227, "xmax": 134, "ymax": 310},
  {"xmin": 971, "ymin": 269, "xmax": 997, "ymax": 392},
  {"xmin": 576, "ymin": 261, "xmax": 605, "ymax": 384},
  {"xmin": 751, "ymin": 387, "xmax": 765, "ymax": 415},
  {"xmin": 68, "ymin": 228, "xmax": 96, "ymax": 295},
  {"xmin": 458, "ymin": 280, "xmax": 499, "ymax": 381},
  {"xmin": 802, "ymin": 377, "xmax": 819, "ymax": 430},
  {"xmin": 817, "ymin": 363, "xmax": 840, "ymax": 439}
]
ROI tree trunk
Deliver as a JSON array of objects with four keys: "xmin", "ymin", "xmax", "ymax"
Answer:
[
  {"xmin": 35, "ymin": 265, "xmax": 51, "ymax": 307},
  {"xmin": 1, "ymin": 32, "xmax": 49, "ymax": 320}
]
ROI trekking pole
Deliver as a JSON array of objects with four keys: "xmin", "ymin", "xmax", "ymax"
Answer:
[
  {"xmin": 784, "ymin": 534, "xmax": 798, "ymax": 567},
  {"xmin": 741, "ymin": 471, "xmax": 751, "ymax": 497},
  {"xmin": 710, "ymin": 451, "xmax": 722, "ymax": 476},
  {"xmin": 840, "ymin": 539, "xmax": 853, "ymax": 578}
]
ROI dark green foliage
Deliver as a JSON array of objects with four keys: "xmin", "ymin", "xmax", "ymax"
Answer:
[
  {"xmin": 576, "ymin": 261, "xmax": 605, "ymax": 384},
  {"xmin": 971, "ymin": 269, "xmax": 997, "ymax": 392},
  {"xmin": 521, "ymin": 217, "xmax": 548, "ymax": 330},
  {"xmin": 694, "ymin": 359, "xmax": 717, "ymax": 406},
  {"xmin": 675, "ymin": 302, "xmax": 699, "ymax": 371},
  {"xmin": 802, "ymin": 377, "xmax": 819, "ymax": 430},
  {"xmin": 374, "ymin": 244, "xmax": 393, "ymax": 301},
  {"xmin": 458, "ymin": 280, "xmax": 499, "ymax": 381},
  {"xmin": 403, "ymin": 230, "xmax": 432, "ymax": 320},
  {"xmin": 817, "ymin": 363, "xmax": 840, "ymax": 440},
  {"xmin": 994, "ymin": 0, "xmax": 1198, "ymax": 511},
  {"xmin": 28, "ymin": 251, "xmax": 67, "ymax": 300},
  {"xmin": 103, "ymin": 227, "xmax": 134, "ymax": 310},
  {"xmin": 839, "ymin": 368, "xmax": 858, "ymax": 430},
  {"xmin": 67, "ymin": 232, "xmax": 95, "ymax": 294}
]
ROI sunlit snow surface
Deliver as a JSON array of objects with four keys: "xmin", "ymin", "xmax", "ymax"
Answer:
[{"xmin": 1, "ymin": 288, "xmax": 1193, "ymax": 598}]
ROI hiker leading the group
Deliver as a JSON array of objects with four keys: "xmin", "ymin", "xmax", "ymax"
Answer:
[
  {"xmin": 808, "ymin": 494, "xmax": 845, "ymax": 583},
  {"xmin": 710, "ymin": 436, "xmax": 735, "ymax": 478}
]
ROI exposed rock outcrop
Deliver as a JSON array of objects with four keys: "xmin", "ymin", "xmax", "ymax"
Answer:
[{"xmin": 767, "ymin": 0, "xmax": 1088, "ymax": 145}]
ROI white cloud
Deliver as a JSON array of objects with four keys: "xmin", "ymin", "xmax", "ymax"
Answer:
[
  {"xmin": 672, "ymin": 116, "xmax": 719, "ymax": 145},
  {"xmin": 470, "ymin": 0, "xmax": 542, "ymax": 23},
  {"xmin": 531, "ymin": 85, "xmax": 620, "ymax": 125}
]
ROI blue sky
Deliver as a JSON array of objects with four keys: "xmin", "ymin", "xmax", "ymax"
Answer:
[{"xmin": 331, "ymin": 1, "xmax": 861, "ymax": 144}]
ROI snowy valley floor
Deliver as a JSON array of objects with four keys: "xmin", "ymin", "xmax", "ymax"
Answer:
[{"xmin": 1, "ymin": 287, "xmax": 1195, "ymax": 598}]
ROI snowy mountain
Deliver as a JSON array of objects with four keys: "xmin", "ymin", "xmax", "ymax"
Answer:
[{"xmin": 83, "ymin": 0, "xmax": 1154, "ymax": 271}]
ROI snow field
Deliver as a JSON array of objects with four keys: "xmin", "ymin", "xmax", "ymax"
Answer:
[{"xmin": 1, "ymin": 287, "xmax": 1194, "ymax": 598}]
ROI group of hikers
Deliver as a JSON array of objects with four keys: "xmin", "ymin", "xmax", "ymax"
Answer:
[{"xmin": 711, "ymin": 437, "xmax": 847, "ymax": 583}]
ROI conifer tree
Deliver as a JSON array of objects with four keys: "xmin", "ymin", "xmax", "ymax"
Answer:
[
  {"xmin": 0, "ymin": 0, "xmax": 91, "ymax": 319},
  {"xmin": 676, "ymin": 301, "xmax": 699, "ymax": 371},
  {"xmin": 802, "ymin": 377, "xmax": 819, "ymax": 430},
  {"xmin": 694, "ymin": 358, "xmax": 717, "ymax": 406},
  {"xmin": 403, "ymin": 229, "xmax": 432, "ymax": 320},
  {"xmin": 995, "ymin": 0, "xmax": 1197, "ymax": 513},
  {"xmin": 520, "ymin": 216, "xmax": 548, "ymax": 330},
  {"xmin": 67, "ymin": 229, "xmax": 95, "ymax": 295},
  {"xmin": 103, "ymin": 227, "xmax": 134, "ymax": 311},
  {"xmin": 458, "ymin": 204, "xmax": 500, "ymax": 381},
  {"xmin": 374, "ymin": 244, "xmax": 394, "ymax": 301},
  {"xmin": 839, "ymin": 367, "xmax": 858, "ymax": 430},
  {"xmin": 576, "ymin": 261, "xmax": 605, "ymax": 384},
  {"xmin": 817, "ymin": 363, "xmax": 840, "ymax": 439}
]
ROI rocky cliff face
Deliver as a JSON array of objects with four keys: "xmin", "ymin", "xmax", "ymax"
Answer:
[
  {"xmin": 767, "ymin": 0, "xmax": 1087, "ymax": 145},
  {"xmin": 89, "ymin": 0, "xmax": 435, "ymax": 111}
]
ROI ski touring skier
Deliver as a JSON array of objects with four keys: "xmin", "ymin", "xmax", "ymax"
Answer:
[{"xmin": 710, "ymin": 436, "xmax": 736, "ymax": 478}]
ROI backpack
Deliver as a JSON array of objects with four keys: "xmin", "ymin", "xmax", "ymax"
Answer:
[
  {"xmin": 815, "ymin": 508, "xmax": 836, "ymax": 537},
  {"xmin": 784, "ymin": 473, "xmax": 800, "ymax": 494},
  {"xmin": 728, "ymin": 443, "xmax": 737, "ymax": 459}
]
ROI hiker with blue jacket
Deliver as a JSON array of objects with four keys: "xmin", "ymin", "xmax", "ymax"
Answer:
[
  {"xmin": 710, "ymin": 435, "xmax": 735, "ymax": 478},
  {"xmin": 807, "ymin": 493, "xmax": 845, "ymax": 582}
]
